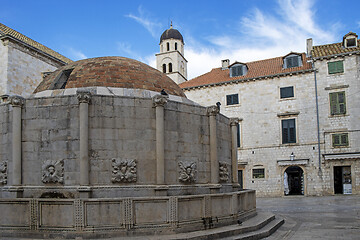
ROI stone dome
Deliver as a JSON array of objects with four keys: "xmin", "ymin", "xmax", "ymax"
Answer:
[
  {"xmin": 34, "ymin": 56, "xmax": 186, "ymax": 97},
  {"xmin": 160, "ymin": 26, "xmax": 184, "ymax": 44}
]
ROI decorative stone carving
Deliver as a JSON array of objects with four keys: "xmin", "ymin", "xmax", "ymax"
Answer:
[
  {"xmin": 219, "ymin": 162, "xmax": 230, "ymax": 182},
  {"xmin": 42, "ymin": 160, "xmax": 64, "ymax": 183},
  {"xmin": 178, "ymin": 162, "xmax": 197, "ymax": 183},
  {"xmin": 229, "ymin": 117, "xmax": 240, "ymax": 126},
  {"xmin": 76, "ymin": 90, "xmax": 91, "ymax": 104},
  {"xmin": 0, "ymin": 161, "xmax": 7, "ymax": 184},
  {"xmin": 152, "ymin": 94, "xmax": 168, "ymax": 107},
  {"xmin": 9, "ymin": 95, "xmax": 25, "ymax": 107},
  {"xmin": 112, "ymin": 158, "xmax": 137, "ymax": 183},
  {"xmin": 206, "ymin": 105, "xmax": 219, "ymax": 116}
]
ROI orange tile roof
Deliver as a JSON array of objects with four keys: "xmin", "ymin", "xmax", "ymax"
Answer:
[
  {"xmin": 180, "ymin": 53, "xmax": 312, "ymax": 89},
  {"xmin": 311, "ymin": 40, "xmax": 360, "ymax": 58},
  {"xmin": 0, "ymin": 22, "xmax": 72, "ymax": 64}
]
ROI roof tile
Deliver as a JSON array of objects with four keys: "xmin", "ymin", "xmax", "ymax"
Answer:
[{"xmin": 180, "ymin": 53, "xmax": 312, "ymax": 89}]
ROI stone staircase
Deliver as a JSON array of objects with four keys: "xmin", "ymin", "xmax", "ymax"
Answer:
[{"xmin": 119, "ymin": 212, "xmax": 284, "ymax": 240}]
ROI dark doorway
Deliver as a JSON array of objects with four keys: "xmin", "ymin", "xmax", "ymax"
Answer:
[
  {"xmin": 238, "ymin": 170, "xmax": 243, "ymax": 189},
  {"xmin": 334, "ymin": 166, "xmax": 352, "ymax": 194},
  {"xmin": 285, "ymin": 166, "xmax": 304, "ymax": 195}
]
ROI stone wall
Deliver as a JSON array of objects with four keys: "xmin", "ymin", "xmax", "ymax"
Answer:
[
  {"xmin": 0, "ymin": 190, "xmax": 256, "ymax": 238},
  {"xmin": 0, "ymin": 39, "xmax": 63, "ymax": 97},
  {"xmin": 0, "ymin": 90, "xmax": 235, "ymax": 198}
]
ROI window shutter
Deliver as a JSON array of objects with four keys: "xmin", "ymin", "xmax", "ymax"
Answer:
[
  {"xmin": 226, "ymin": 95, "xmax": 231, "ymax": 105},
  {"xmin": 341, "ymin": 134, "xmax": 348, "ymax": 145},
  {"xmin": 338, "ymin": 92, "xmax": 346, "ymax": 114},
  {"xmin": 336, "ymin": 61, "xmax": 344, "ymax": 73},
  {"xmin": 329, "ymin": 93, "xmax": 337, "ymax": 115},
  {"xmin": 333, "ymin": 134, "xmax": 340, "ymax": 146},
  {"xmin": 328, "ymin": 62, "xmax": 335, "ymax": 74}
]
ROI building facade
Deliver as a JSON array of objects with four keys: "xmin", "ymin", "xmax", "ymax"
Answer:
[
  {"xmin": 179, "ymin": 32, "xmax": 360, "ymax": 197},
  {"xmin": 0, "ymin": 23, "xmax": 72, "ymax": 97}
]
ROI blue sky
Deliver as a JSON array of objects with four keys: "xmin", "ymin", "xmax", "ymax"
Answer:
[{"xmin": 1, "ymin": 0, "xmax": 360, "ymax": 79}]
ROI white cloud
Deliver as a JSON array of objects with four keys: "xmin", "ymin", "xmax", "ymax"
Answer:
[
  {"xmin": 182, "ymin": 0, "xmax": 338, "ymax": 79},
  {"xmin": 67, "ymin": 47, "xmax": 87, "ymax": 60},
  {"xmin": 117, "ymin": 42, "xmax": 139, "ymax": 58},
  {"xmin": 125, "ymin": 5, "xmax": 161, "ymax": 38}
]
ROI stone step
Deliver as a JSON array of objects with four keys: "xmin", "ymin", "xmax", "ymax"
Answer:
[
  {"xmin": 118, "ymin": 212, "xmax": 283, "ymax": 240},
  {"xmin": 220, "ymin": 216, "xmax": 285, "ymax": 240}
]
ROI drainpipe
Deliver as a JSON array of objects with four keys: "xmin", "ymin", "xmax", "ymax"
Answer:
[{"xmin": 312, "ymin": 61, "xmax": 322, "ymax": 173}]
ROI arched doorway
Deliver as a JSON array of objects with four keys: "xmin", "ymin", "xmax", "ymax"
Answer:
[{"xmin": 284, "ymin": 166, "xmax": 304, "ymax": 195}]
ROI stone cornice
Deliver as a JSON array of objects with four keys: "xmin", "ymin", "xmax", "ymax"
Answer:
[{"xmin": 229, "ymin": 118, "xmax": 240, "ymax": 126}]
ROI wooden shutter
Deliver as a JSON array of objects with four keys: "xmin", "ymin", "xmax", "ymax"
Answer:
[
  {"xmin": 338, "ymin": 92, "xmax": 346, "ymax": 114},
  {"xmin": 341, "ymin": 133, "xmax": 348, "ymax": 146},
  {"xmin": 329, "ymin": 92, "xmax": 337, "ymax": 115}
]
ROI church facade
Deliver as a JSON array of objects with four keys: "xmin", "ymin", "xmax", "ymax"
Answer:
[{"xmin": 178, "ymin": 32, "xmax": 360, "ymax": 197}]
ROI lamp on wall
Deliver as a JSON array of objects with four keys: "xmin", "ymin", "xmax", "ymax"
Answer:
[{"xmin": 290, "ymin": 152, "xmax": 295, "ymax": 161}]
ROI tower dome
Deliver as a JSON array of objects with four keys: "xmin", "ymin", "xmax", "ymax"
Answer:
[
  {"xmin": 160, "ymin": 24, "xmax": 184, "ymax": 44},
  {"xmin": 34, "ymin": 56, "xmax": 186, "ymax": 97}
]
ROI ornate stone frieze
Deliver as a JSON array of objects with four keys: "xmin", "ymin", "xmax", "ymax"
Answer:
[
  {"xmin": 178, "ymin": 162, "xmax": 197, "ymax": 183},
  {"xmin": 0, "ymin": 161, "xmax": 7, "ymax": 184},
  {"xmin": 152, "ymin": 94, "xmax": 168, "ymax": 107},
  {"xmin": 219, "ymin": 162, "xmax": 230, "ymax": 182},
  {"xmin": 112, "ymin": 158, "xmax": 137, "ymax": 183},
  {"xmin": 9, "ymin": 95, "xmax": 25, "ymax": 107},
  {"xmin": 206, "ymin": 105, "xmax": 219, "ymax": 116},
  {"xmin": 229, "ymin": 118, "xmax": 240, "ymax": 126},
  {"xmin": 76, "ymin": 90, "xmax": 91, "ymax": 104},
  {"xmin": 42, "ymin": 160, "xmax": 64, "ymax": 183}
]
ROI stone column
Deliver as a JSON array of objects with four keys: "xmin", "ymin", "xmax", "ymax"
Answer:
[
  {"xmin": 207, "ymin": 105, "xmax": 219, "ymax": 184},
  {"xmin": 10, "ymin": 96, "xmax": 24, "ymax": 187},
  {"xmin": 153, "ymin": 95, "xmax": 167, "ymax": 185},
  {"xmin": 230, "ymin": 118, "xmax": 239, "ymax": 184},
  {"xmin": 77, "ymin": 91, "xmax": 91, "ymax": 192}
]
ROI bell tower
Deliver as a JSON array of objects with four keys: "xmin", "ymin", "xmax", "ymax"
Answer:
[{"xmin": 156, "ymin": 23, "xmax": 187, "ymax": 84}]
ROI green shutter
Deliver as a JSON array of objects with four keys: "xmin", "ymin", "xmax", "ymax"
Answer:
[
  {"xmin": 332, "ymin": 133, "xmax": 349, "ymax": 147},
  {"xmin": 328, "ymin": 61, "xmax": 344, "ymax": 74},
  {"xmin": 338, "ymin": 91, "xmax": 346, "ymax": 114},
  {"xmin": 329, "ymin": 92, "xmax": 337, "ymax": 115}
]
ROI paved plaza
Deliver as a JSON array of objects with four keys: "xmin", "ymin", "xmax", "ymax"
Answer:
[{"xmin": 257, "ymin": 195, "xmax": 360, "ymax": 240}]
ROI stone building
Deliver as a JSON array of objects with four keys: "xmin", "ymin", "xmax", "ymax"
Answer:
[
  {"xmin": 156, "ymin": 23, "xmax": 187, "ymax": 84},
  {"xmin": 179, "ymin": 32, "xmax": 360, "ymax": 197},
  {"xmin": 0, "ymin": 56, "xmax": 266, "ymax": 238},
  {"xmin": 0, "ymin": 22, "xmax": 72, "ymax": 97}
]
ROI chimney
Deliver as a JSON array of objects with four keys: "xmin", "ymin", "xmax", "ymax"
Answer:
[
  {"xmin": 306, "ymin": 38, "xmax": 313, "ymax": 57},
  {"xmin": 221, "ymin": 59, "xmax": 230, "ymax": 69}
]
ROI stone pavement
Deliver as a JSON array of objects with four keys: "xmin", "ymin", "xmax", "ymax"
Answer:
[{"xmin": 257, "ymin": 195, "xmax": 360, "ymax": 240}]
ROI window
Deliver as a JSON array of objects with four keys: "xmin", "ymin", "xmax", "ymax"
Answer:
[
  {"xmin": 253, "ymin": 168, "xmax": 265, "ymax": 179},
  {"xmin": 284, "ymin": 55, "xmax": 302, "ymax": 68},
  {"xmin": 328, "ymin": 61, "xmax": 344, "ymax": 74},
  {"xmin": 236, "ymin": 123, "xmax": 240, "ymax": 148},
  {"xmin": 332, "ymin": 133, "xmax": 349, "ymax": 147},
  {"xmin": 50, "ymin": 68, "xmax": 73, "ymax": 90},
  {"xmin": 280, "ymin": 86, "xmax": 294, "ymax": 99},
  {"xmin": 282, "ymin": 119, "xmax": 296, "ymax": 144},
  {"xmin": 330, "ymin": 91, "xmax": 346, "ymax": 115},
  {"xmin": 162, "ymin": 64, "xmax": 166, "ymax": 73},
  {"xmin": 346, "ymin": 38, "xmax": 356, "ymax": 47},
  {"xmin": 175, "ymin": 42, "xmax": 177, "ymax": 51},
  {"xmin": 230, "ymin": 64, "xmax": 247, "ymax": 77},
  {"xmin": 167, "ymin": 42, "xmax": 170, "ymax": 51},
  {"xmin": 168, "ymin": 63, "xmax": 172, "ymax": 73},
  {"xmin": 226, "ymin": 94, "xmax": 239, "ymax": 105}
]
